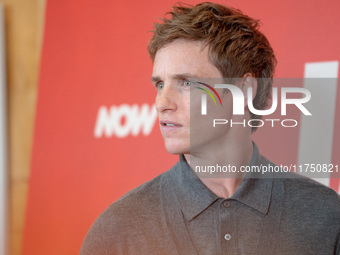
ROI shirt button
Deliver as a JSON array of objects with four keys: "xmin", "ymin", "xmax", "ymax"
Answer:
[
  {"xmin": 223, "ymin": 201, "xmax": 230, "ymax": 208},
  {"xmin": 224, "ymin": 234, "xmax": 231, "ymax": 241}
]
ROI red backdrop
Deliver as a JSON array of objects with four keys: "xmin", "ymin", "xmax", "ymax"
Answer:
[{"xmin": 22, "ymin": 0, "xmax": 340, "ymax": 254}]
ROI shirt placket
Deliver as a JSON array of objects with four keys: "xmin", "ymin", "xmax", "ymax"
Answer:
[{"xmin": 219, "ymin": 199, "xmax": 237, "ymax": 255}]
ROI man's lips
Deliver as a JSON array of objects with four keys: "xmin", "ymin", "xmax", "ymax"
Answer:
[{"xmin": 159, "ymin": 120, "xmax": 183, "ymax": 128}]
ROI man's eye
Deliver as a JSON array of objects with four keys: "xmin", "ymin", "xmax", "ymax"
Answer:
[
  {"xmin": 156, "ymin": 81, "xmax": 164, "ymax": 89},
  {"xmin": 184, "ymin": 80, "xmax": 192, "ymax": 86}
]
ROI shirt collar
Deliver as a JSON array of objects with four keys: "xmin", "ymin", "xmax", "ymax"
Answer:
[
  {"xmin": 170, "ymin": 143, "xmax": 273, "ymax": 221},
  {"xmin": 169, "ymin": 154, "xmax": 218, "ymax": 221},
  {"xmin": 230, "ymin": 143, "xmax": 274, "ymax": 215}
]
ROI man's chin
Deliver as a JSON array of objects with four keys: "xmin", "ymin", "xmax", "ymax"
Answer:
[{"xmin": 164, "ymin": 145, "xmax": 189, "ymax": 155}]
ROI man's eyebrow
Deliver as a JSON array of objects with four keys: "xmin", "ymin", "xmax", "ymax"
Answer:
[
  {"xmin": 151, "ymin": 76, "xmax": 160, "ymax": 83},
  {"xmin": 151, "ymin": 73, "xmax": 198, "ymax": 83},
  {"xmin": 172, "ymin": 73, "xmax": 197, "ymax": 80}
]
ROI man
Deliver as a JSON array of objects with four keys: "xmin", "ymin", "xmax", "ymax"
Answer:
[{"xmin": 80, "ymin": 2, "xmax": 340, "ymax": 254}]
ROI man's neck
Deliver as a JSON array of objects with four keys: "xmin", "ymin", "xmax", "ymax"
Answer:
[{"xmin": 184, "ymin": 136, "xmax": 254, "ymax": 199}]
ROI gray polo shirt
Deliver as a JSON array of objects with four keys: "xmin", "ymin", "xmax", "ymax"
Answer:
[{"xmin": 80, "ymin": 145, "xmax": 340, "ymax": 254}]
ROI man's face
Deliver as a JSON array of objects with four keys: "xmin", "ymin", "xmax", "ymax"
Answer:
[{"xmin": 152, "ymin": 39, "xmax": 233, "ymax": 155}]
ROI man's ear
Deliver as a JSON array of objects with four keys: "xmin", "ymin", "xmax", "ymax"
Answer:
[{"xmin": 242, "ymin": 73, "xmax": 257, "ymax": 106}]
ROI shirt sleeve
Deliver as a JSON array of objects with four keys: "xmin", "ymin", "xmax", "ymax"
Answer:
[{"xmin": 80, "ymin": 216, "xmax": 110, "ymax": 255}]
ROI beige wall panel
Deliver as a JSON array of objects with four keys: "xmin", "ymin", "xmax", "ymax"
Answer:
[{"xmin": 0, "ymin": 0, "xmax": 46, "ymax": 254}]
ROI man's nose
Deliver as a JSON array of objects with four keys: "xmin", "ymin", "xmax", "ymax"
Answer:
[{"xmin": 155, "ymin": 85, "xmax": 177, "ymax": 113}]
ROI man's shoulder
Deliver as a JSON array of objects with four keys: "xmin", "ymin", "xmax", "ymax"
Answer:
[
  {"xmin": 115, "ymin": 172, "xmax": 163, "ymax": 207},
  {"xmin": 259, "ymin": 153, "xmax": 340, "ymax": 210},
  {"xmin": 281, "ymin": 172, "xmax": 339, "ymax": 199},
  {"xmin": 80, "ymin": 164, "xmax": 180, "ymax": 254},
  {"xmin": 102, "ymin": 163, "xmax": 178, "ymax": 220},
  {"xmin": 277, "ymin": 172, "xmax": 340, "ymax": 217}
]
